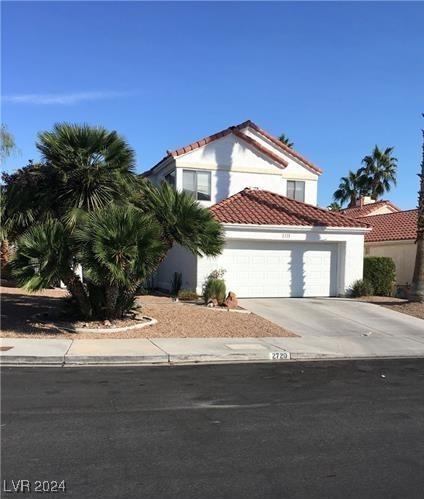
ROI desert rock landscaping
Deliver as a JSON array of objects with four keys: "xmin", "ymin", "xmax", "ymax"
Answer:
[
  {"xmin": 355, "ymin": 296, "xmax": 424, "ymax": 320},
  {"xmin": 0, "ymin": 286, "xmax": 296, "ymax": 339}
]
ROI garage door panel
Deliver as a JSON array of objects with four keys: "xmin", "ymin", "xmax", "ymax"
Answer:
[{"xmin": 222, "ymin": 241, "xmax": 337, "ymax": 298}]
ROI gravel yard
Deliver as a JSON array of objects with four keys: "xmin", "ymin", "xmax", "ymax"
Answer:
[
  {"xmin": 0, "ymin": 286, "xmax": 296, "ymax": 339},
  {"xmin": 355, "ymin": 296, "xmax": 424, "ymax": 320}
]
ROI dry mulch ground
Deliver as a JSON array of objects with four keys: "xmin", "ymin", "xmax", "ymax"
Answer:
[
  {"xmin": 355, "ymin": 296, "xmax": 424, "ymax": 320},
  {"xmin": 0, "ymin": 286, "xmax": 296, "ymax": 339}
]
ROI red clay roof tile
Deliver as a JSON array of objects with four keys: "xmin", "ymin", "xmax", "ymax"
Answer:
[
  {"xmin": 341, "ymin": 200, "xmax": 400, "ymax": 218},
  {"xmin": 364, "ymin": 210, "xmax": 418, "ymax": 242},
  {"xmin": 144, "ymin": 120, "xmax": 322, "ymax": 176},
  {"xmin": 210, "ymin": 188, "xmax": 370, "ymax": 228}
]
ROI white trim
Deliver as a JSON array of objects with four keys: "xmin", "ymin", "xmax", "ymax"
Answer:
[
  {"xmin": 366, "ymin": 239, "xmax": 415, "ymax": 246},
  {"xmin": 221, "ymin": 223, "xmax": 371, "ymax": 235}
]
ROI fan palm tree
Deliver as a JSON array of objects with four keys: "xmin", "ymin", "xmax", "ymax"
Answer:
[
  {"xmin": 36, "ymin": 123, "xmax": 137, "ymax": 217},
  {"xmin": 75, "ymin": 205, "xmax": 165, "ymax": 318},
  {"xmin": 278, "ymin": 133, "xmax": 294, "ymax": 148},
  {"xmin": 359, "ymin": 146, "xmax": 397, "ymax": 200},
  {"xmin": 138, "ymin": 181, "xmax": 225, "ymax": 259},
  {"xmin": 8, "ymin": 125, "xmax": 225, "ymax": 319},
  {"xmin": 333, "ymin": 170, "xmax": 365, "ymax": 208},
  {"xmin": 10, "ymin": 219, "xmax": 92, "ymax": 317},
  {"xmin": 411, "ymin": 127, "xmax": 424, "ymax": 302}
]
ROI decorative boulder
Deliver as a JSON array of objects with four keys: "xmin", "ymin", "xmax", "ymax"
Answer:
[
  {"xmin": 224, "ymin": 291, "xmax": 238, "ymax": 309},
  {"xmin": 207, "ymin": 298, "xmax": 218, "ymax": 308}
]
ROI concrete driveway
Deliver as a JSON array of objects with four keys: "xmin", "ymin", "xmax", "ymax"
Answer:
[{"xmin": 239, "ymin": 298, "xmax": 424, "ymax": 359}]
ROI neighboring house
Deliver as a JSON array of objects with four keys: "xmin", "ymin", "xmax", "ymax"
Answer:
[
  {"xmin": 341, "ymin": 197, "xmax": 418, "ymax": 289},
  {"xmin": 364, "ymin": 210, "xmax": 418, "ymax": 289},
  {"xmin": 146, "ymin": 121, "xmax": 370, "ymax": 298},
  {"xmin": 341, "ymin": 197, "xmax": 400, "ymax": 218}
]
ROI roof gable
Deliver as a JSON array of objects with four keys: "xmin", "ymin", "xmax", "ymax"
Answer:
[
  {"xmin": 211, "ymin": 188, "xmax": 369, "ymax": 228},
  {"xmin": 341, "ymin": 200, "xmax": 400, "ymax": 218},
  {"xmin": 145, "ymin": 120, "xmax": 322, "ymax": 176}
]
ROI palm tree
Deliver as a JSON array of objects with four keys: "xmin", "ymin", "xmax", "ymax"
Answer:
[
  {"xmin": 36, "ymin": 123, "xmax": 137, "ymax": 217},
  {"xmin": 138, "ymin": 181, "xmax": 224, "ymax": 259},
  {"xmin": 411, "ymin": 126, "xmax": 424, "ymax": 303},
  {"xmin": 360, "ymin": 146, "xmax": 397, "ymax": 200},
  {"xmin": 333, "ymin": 170, "xmax": 365, "ymax": 208},
  {"xmin": 10, "ymin": 219, "xmax": 92, "ymax": 317},
  {"xmin": 278, "ymin": 133, "xmax": 294, "ymax": 148},
  {"xmin": 75, "ymin": 205, "xmax": 165, "ymax": 318},
  {"xmin": 0, "ymin": 124, "xmax": 17, "ymax": 161},
  {"xmin": 327, "ymin": 202, "xmax": 341, "ymax": 211}
]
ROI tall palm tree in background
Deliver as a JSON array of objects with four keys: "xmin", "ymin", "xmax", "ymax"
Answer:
[
  {"xmin": 0, "ymin": 124, "xmax": 17, "ymax": 162},
  {"xmin": 1, "ymin": 124, "xmax": 19, "ymax": 275},
  {"xmin": 411, "ymin": 122, "xmax": 424, "ymax": 303},
  {"xmin": 327, "ymin": 202, "xmax": 341, "ymax": 211},
  {"xmin": 360, "ymin": 146, "xmax": 397, "ymax": 200},
  {"xmin": 333, "ymin": 170, "xmax": 365, "ymax": 208},
  {"xmin": 278, "ymin": 133, "xmax": 294, "ymax": 148}
]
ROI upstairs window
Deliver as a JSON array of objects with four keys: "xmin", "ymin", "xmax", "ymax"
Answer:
[
  {"xmin": 183, "ymin": 170, "xmax": 211, "ymax": 201},
  {"xmin": 287, "ymin": 180, "xmax": 305, "ymax": 202}
]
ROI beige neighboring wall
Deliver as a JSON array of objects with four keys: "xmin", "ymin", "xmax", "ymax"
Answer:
[{"xmin": 365, "ymin": 240, "xmax": 417, "ymax": 285}]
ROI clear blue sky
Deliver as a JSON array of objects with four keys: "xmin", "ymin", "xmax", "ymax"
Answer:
[{"xmin": 2, "ymin": 1, "xmax": 423, "ymax": 209}]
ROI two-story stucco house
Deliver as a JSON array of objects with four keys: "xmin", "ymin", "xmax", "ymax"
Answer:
[{"xmin": 144, "ymin": 120, "xmax": 370, "ymax": 298}]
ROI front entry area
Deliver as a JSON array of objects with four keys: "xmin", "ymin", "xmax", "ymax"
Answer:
[{"xmin": 219, "ymin": 240, "xmax": 338, "ymax": 298}]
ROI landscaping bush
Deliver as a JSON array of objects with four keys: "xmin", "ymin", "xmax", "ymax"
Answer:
[
  {"xmin": 350, "ymin": 279, "xmax": 374, "ymax": 297},
  {"xmin": 363, "ymin": 256, "xmax": 396, "ymax": 296},
  {"xmin": 178, "ymin": 289, "xmax": 199, "ymax": 301},
  {"xmin": 204, "ymin": 278, "xmax": 226, "ymax": 305}
]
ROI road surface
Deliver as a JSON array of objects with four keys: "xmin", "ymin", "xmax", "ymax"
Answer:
[{"xmin": 2, "ymin": 360, "xmax": 424, "ymax": 498}]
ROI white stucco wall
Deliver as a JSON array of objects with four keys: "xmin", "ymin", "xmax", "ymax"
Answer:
[
  {"xmin": 196, "ymin": 226, "xmax": 367, "ymax": 297},
  {"xmin": 365, "ymin": 241, "xmax": 417, "ymax": 285},
  {"xmin": 149, "ymin": 131, "xmax": 319, "ymax": 206},
  {"xmin": 154, "ymin": 244, "xmax": 197, "ymax": 292}
]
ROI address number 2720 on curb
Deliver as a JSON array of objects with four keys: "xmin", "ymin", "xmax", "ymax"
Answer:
[{"xmin": 270, "ymin": 351, "xmax": 291, "ymax": 360}]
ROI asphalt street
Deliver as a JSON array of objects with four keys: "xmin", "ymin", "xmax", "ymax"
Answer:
[{"xmin": 2, "ymin": 360, "xmax": 424, "ymax": 499}]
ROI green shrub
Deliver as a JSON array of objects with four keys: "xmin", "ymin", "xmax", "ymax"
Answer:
[
  {"xmin": 350, "ymin": 279, "xmax": 374, "ymax": 297},
  {"xmin": 363, "ymin": 256, "xmax": 396, "ymax": 296},
  {"xmin": 178, "ymin": 289, "xmax": 199, "ymax": 301},
  {"xmin": 204, "ymin": 278, "xmax": 226, "ymax": 305}
]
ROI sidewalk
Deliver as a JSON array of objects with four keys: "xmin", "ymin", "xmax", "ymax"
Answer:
[{"xmin": 2, "ymin": 334, "xmax": 424, "ymax": 366}]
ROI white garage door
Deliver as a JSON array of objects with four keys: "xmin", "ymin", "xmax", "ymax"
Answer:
[{"xmin": 220, "ymin": 240, "xmax": 338, "ymax": 298}]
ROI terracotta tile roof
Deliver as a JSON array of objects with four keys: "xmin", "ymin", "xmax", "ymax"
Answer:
[
  {"xmin": 364, "ymin": 210, "xmax": 418, "ymax": 242},
  {"xmin": 210, "ymin": 188, "xmax": 370, "ymax": 228},
  {"xmin": 341, "ymin": 200, "xmax": 400, "ymax": 218},
  {"xmin": 144, "ymin": 120, "xmax": 322, "ymax": 176}
]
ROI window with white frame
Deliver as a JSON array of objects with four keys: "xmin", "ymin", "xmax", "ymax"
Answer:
[
  {"xmin": 183, "ymin": 170, "xmax": 211, "ymax": 201},
  {"xmin": 287, "ymin": 180, "xmax": 305, "ymax": 202}
]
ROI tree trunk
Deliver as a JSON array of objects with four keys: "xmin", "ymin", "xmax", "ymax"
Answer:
[
  {"xmin": 62, "ymin": 272, "xmax": 93, "ymax": 318},
  {"xmin": 410, "ymin": 129, "xmax": 424, "ymax": 303},
  {"xmin": 411, "ymin": 233, "xmax": 424, "ymax": 302},
  {"xmin": 104, "ymin": 285, "xmax": 120, "ymax": 319},
  {"xmin": 0, "ymin": 238, "xmax": 11, "ymax": 278}
]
